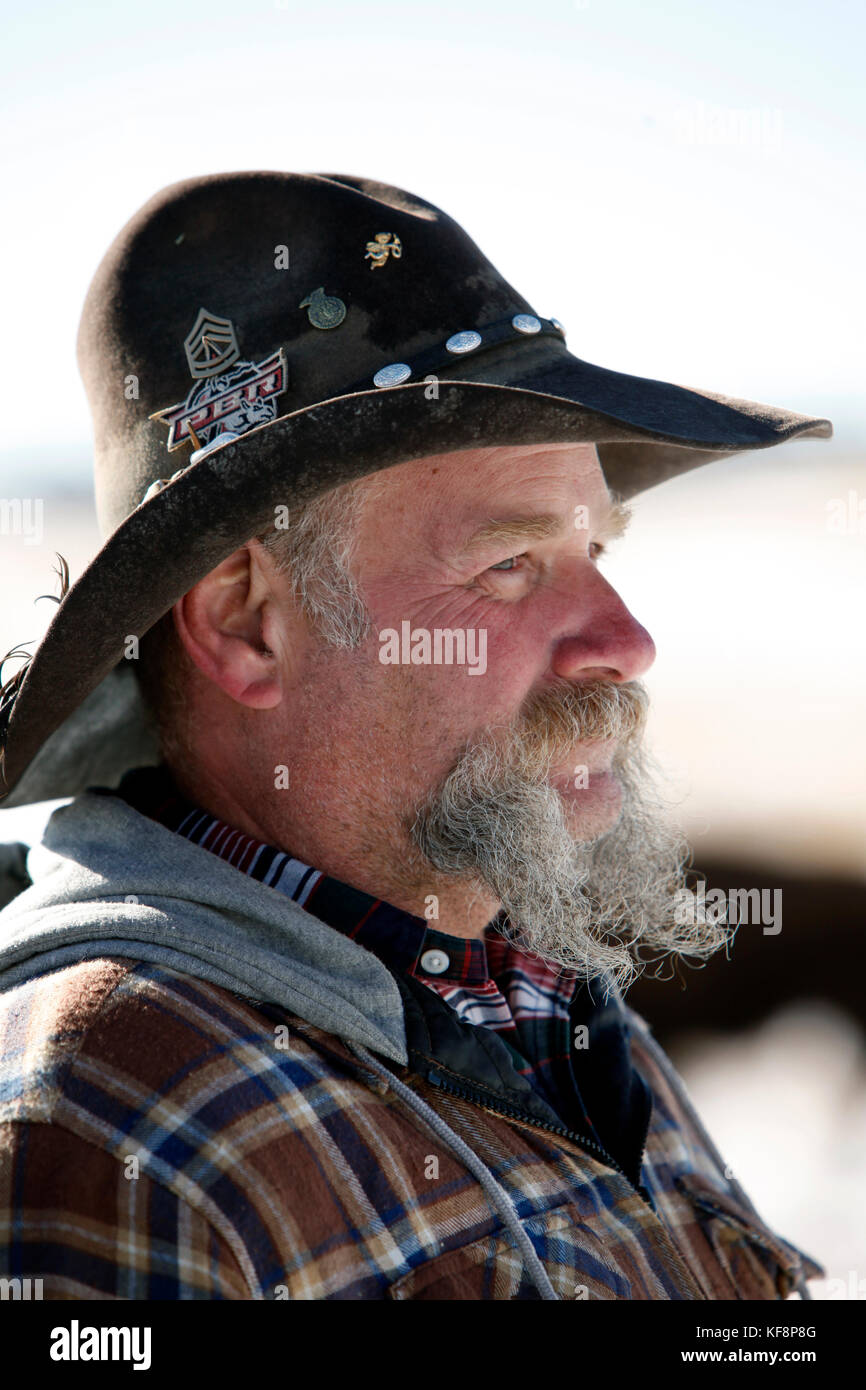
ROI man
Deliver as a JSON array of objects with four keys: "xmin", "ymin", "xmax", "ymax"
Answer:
[{"xmin": 0, "ymin": 171, "xmax": 831, "ymax": 1300}]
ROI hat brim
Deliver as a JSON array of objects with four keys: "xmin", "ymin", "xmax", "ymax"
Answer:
[{"xmin": 0, "ymin": 370, "xmax": 831, "ymax": 806}]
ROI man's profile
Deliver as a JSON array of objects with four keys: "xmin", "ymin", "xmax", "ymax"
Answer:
[{"xmin": 0, "ymin": 171, "xmax": 832, "ymax": 1299}]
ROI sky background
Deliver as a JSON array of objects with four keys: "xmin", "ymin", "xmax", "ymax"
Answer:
[{"xmin": 0, "ymin": 0, "xmax": 863, "ymax": 487}]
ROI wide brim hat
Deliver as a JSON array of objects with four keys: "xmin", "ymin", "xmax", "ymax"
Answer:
[{"xmin": 0, "ymin": 170, "xmax": 832, "ymax": 807}]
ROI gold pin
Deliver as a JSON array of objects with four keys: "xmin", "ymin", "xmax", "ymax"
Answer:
[
  {"xmin": 299, "ymin": 287, "xmax": 346, "ymax": 329},
  {"xmin": 365, "ymin": 232, "xmax": 402, "ymax": 269}
]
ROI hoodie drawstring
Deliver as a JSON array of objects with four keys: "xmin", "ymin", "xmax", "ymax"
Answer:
[{"xmin": 346, "ymin": 1040, "xmax": 559, "ymax": 1300}]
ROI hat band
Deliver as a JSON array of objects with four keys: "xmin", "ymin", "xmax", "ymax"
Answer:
[{"xmin": 350, "ymin": 313, "xmax": 567, "ymax": 393}]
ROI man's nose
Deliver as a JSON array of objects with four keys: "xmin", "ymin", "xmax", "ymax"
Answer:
[{"xmin": 549, "ymin": 569, "xmax": 656, "ymax": 684}]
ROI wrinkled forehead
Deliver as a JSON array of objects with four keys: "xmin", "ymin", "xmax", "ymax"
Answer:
[
  {"xmin": 367, "ymin": 441, "xmax": 606, "ymax": 505},
  {"xmin": 359, "ymin": 441, "xmax": 614, "ymax": 539}
]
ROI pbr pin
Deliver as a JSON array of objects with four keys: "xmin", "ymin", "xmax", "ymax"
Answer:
[{"xmin": 151, "ymin": 309, "xmax": 287, "ymax": 453}]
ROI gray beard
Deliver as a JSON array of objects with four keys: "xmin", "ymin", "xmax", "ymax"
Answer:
[{"xmin": 409, "ymin": 682, "xmax": 731, "ymax": 995}]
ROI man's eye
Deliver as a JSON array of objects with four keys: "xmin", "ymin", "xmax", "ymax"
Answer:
[
  {"xmin": 485, "ymin": 543, "xmax": 605, "ymax": 576},
  {"xmin": 487, "ymin": 554, "xmax": 525, "ymax": 572}
]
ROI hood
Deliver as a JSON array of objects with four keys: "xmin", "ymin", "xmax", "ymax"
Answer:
[
  {"xmin": 0, "ymin": 789, "xmax": 408, "ymax": 1065},
  {"xmin": 0, "ymin": 788, "xmax": 563, "ymax": 1298}
]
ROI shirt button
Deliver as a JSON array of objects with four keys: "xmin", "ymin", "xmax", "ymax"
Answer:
[{"xmin": 420, "ymin": 949, "xmax": 450, "ymax": 975}]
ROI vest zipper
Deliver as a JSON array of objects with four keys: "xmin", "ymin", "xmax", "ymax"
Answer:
[{"xmin": 422, "ymin": 1063, "xmax": 656, "ymax": 1211}]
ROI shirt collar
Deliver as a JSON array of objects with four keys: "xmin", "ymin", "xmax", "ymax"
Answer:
[{"xmin": 114, "ymin": 764, "xmax": 511, "ymax": 990}]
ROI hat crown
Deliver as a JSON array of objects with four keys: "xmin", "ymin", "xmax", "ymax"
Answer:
[{"xmin": 77, "ymin": 171, "xmax": 553, "ymax": 536}]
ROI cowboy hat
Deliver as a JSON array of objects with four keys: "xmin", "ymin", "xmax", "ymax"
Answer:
[{"xmin": 0, "ymin": 170, "xmax": 832, "ymax": 807}]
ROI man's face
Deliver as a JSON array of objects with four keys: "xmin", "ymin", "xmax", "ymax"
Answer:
[{"xmin": 344, "ymin": 440, "xmax": 654, "ymax": 837}]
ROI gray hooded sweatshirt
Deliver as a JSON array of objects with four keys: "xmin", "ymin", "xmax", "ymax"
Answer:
[
  {"xmin": 0, "ymin": 788, "xmax": 819, "ymax": 1301},
  {"xmin": 0, "ymin": 789, "xmax": 573, "ymax": 1297}
]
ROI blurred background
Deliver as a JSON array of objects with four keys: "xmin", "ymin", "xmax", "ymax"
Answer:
[{"xmin": 1, "ymin": 0, "xmax": 863, "ymax": 1296}]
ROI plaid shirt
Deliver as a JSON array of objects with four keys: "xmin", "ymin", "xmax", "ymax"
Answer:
[
  {"xmin": 115, "ymin": 765, "xmax": 646, "ymax": 1177},
  {"xmin": 0, "ymin": 771, "xmax": 824, "ymax": 1300}
]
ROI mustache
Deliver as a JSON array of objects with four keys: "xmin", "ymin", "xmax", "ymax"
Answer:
[
  {"xmin": 510, "ymin": 678, "xmax": 650, "ymax": 774},
  {"xmin": 409, "ymin": 674, "xmax": 718, "ymax": 988}
]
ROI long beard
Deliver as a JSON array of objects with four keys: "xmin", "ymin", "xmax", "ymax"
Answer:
[{"xmin": 408, "ymin": 679, "xmax": 731, "ymax": 995}]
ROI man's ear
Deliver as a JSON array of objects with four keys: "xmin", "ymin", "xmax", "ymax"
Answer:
[{"xmin": 173, "ymin": 542, "xmax": 286, "ymax": 709}]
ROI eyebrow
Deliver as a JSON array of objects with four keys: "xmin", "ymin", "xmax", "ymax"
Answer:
[{"xmin": 458, "ymin": 497, "xmax": 632, "ymax": 559}]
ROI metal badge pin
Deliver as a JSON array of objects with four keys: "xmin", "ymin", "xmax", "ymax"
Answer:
[
  {"xmin": 445, "ymin": 331, "xmax": 482, "ymax": 354},
  {"xmin": 365, "ymin": 232, "xmax": 402, "ymax": 269},
  {"xmin": 184, "ymin": 308, "xmax": 241, "ymax": 378},
  {"xmin": 512, "ymin": 313, "xmax": 542, "ymax": 334},
  {"xmin": 550, "ymin": 317, "xmax": 566, "ymax": 334},
  {"xmin": 299, "ymin": 287, "xmax": 347, "ymax": 329}
]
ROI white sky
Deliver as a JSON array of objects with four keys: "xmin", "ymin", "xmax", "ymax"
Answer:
[{"xmin": 0, "ymin": 0, "xmax": 863, "ymax": 485}]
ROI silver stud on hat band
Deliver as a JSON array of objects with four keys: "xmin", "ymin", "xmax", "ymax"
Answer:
[
  {"xmin": 141, "ymin": 477, "xmax": 172, "ymax": 504},
  {"xmin": 373, "ymin": 362, "xmax": 412, "ymax": 388},
  {"xmin": 189, "ymin": 431, "xmax": 240, "ymax": 465},
  {"xmin": 512, "ymin": 313, "xmax": 542, "ymax": 334},
  {"xmin": 141, "ymin": 470, "xmax": 188, "ymax": 505},
  {"xmin": 140, "ymin": 431, "xmax": 241, "ymax": 504},
  {"xmin": 445, "ymin": 331, "xmax": 482, "ymax": 354}
]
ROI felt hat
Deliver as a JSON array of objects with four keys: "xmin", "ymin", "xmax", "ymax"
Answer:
[{"xmin": 0, "ymin": 170, "xmax": 832, "ymax": 807}]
